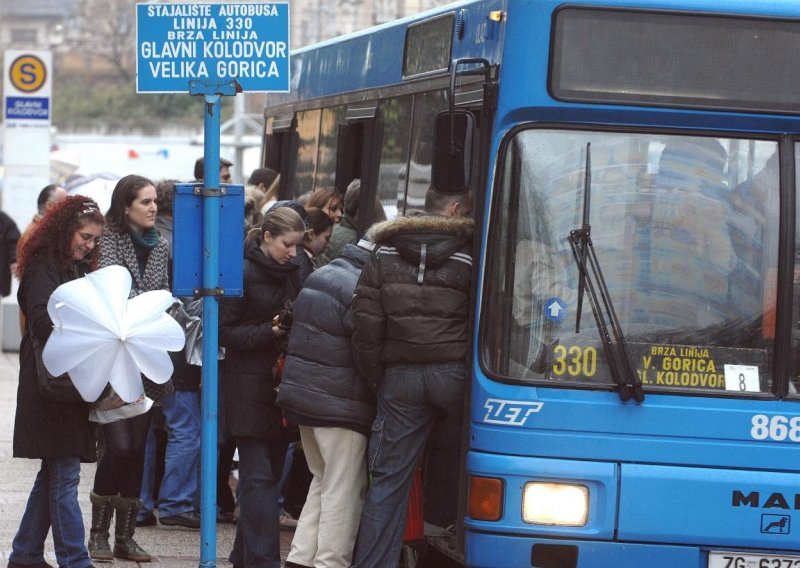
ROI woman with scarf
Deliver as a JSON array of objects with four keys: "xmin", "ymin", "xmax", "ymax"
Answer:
[{"xmin": 87, "ymin": 174, "xmax": 170, "ymax": 563}]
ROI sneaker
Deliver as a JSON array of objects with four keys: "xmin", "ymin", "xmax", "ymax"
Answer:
[
  {"xmin": 135, "ymin": 511, "xmax": 157, "ymax": 527},
  {"xmin": 424, "ymin": 521, "xmax": 454, "ymax": 538},
  {"xmin": 279, "ymin": 511, "xmax": 298, "ymax": 529},
  {"xmin": 159, "ymin": 511, "xmax": 201, "ymax": 529}
]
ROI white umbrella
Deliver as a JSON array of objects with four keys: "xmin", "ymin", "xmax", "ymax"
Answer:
[
  {"xmin": 41, "ymin": 265, "xmax": 185, "ymax": 403},
  {"xmin": 50, "ymin": 149, "xmax": 82, "ymax": 182},
  {"xmin": 64, "ymin": 172, "xmax": 121, "ymax": 214}
]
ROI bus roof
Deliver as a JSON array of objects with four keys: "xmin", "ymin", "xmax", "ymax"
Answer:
[{"xmin": 265, "ymin": 0, "xmax": 800, "ymax": 121}]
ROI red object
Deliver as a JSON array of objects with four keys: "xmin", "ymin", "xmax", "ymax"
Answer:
[
  {"xmin": 128, "ymin": 149, "xmax": 139, "ymax": 159},
  {"xmin": 274, "ymin": 356, "xmax": 286, "ymax": 380},
  {"xmin": 403, "ymin": 464, "xmax": 424, "ymax": 543}
]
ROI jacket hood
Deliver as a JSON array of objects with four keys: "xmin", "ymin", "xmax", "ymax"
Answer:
[
  {"xmin": 339, "ymin": 242, "xmax": 372, "ymax": 269},
  {"xmin": 366, "ymin": 215, "xmax": 474, "ymax": 269}
]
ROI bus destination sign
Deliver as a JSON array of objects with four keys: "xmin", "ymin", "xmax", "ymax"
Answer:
[{"xmin": 135, "ymin": 3, "xmax": 289, "ymax": 93}]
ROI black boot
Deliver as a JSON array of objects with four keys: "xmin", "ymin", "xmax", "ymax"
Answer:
[
  {"xmin": 88, "ymin": 491, "xmax": 114, "ymax": 562},
  {"xmin": 112, "ymin": 495, "xmax": 152, "ymax": 562}
]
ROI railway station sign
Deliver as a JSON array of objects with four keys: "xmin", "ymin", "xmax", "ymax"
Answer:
[
  {"xmin": 2, "ymin": 49, "xmax": 52, "ymax": 231},
  {"xmin": 135, "ymin": 3, "xmax": 290, "ymax": 93},
  {"xmin": 3, "ymin": 50, "xmax": 51, "ymax": 127}
]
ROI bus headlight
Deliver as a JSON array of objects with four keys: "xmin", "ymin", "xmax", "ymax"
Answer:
[{"xmin": 522, "ymin": 482, "xmax": 589, "ymax": 526}]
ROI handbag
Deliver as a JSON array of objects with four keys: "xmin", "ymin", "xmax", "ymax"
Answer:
[
  {"xmin": 142, "ymin": 376, "xmax": 175, "ymax": 402},
  {"xmin": 29, "ymin": 332, "xmax": 84, "ymax": 403}
]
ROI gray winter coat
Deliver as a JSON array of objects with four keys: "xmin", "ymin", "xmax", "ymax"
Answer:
[
  {"xmin": 276, "ymin": 243, "xmax": 375, "ymax": 432},
  {"xmin": 98, "ymin": 229, "xmax": 170, "ymax": 297}
]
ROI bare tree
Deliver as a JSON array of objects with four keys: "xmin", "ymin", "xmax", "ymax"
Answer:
[{"xmin": 73, "ymin": 0, "xmax": 136, "ymax": 82}]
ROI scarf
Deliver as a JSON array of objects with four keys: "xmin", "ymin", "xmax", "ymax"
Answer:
[{"xmin": 128, "ymin": 227, "xmax": 159, "ymax": 277}]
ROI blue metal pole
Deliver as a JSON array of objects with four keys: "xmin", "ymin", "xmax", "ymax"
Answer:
[{"xmin": 200, "ymin": 93, "xmax": 221, "ymax": 568}]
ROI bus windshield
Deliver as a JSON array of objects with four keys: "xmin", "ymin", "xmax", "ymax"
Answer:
[{"xmin": 482, "ymin": 129, "xmax": 779, "ymax": 397}]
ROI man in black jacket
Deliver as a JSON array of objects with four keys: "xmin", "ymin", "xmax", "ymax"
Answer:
[{"xmin": 351, "ymin": 187, "xmax": 473, "ymax": 568}]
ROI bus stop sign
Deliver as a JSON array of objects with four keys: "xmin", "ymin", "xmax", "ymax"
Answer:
[
  {"xmin": 172, "ymin": 182, "xmax": 244, "ymax": 297},
  {"xmin": 136, "ymin": 2, "xmax": 290, "ymax": 93}
]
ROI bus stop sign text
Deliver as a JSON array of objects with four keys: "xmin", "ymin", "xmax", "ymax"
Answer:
[{"xmin": 136, "ymin": 3, "xmax": 289, "ymax": 93}]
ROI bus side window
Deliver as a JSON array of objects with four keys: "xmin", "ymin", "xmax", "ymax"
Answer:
[
  {"xmin": 315, "ymin": 106, "xmax": 346, "ymax": 192},
  {"xmin": 375, "ymin": 96, "xmax": 413, "ymax": 221},
  {"xmin": 405, "ymin": 90, "xmax": 448, "ymax": 214},
  {"xmin": 293, "ymin": 109, "xmax": 322, "ymax": 200},
  {"xmin": 335, "ymin": 123, "xmax": 364, "ymax": 195}
]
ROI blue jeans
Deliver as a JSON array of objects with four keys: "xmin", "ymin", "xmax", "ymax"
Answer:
[
  {"xmin": 352, "ymin": 361, "xmax": 466, "ymax": 568},
  {"xmin": 276, "ymin": 441, "xmax": 297, "ymax": 514},
  {"xmin": 139, "ymin": 390, "xmax": 201, "ymax": 518},
  {"xmin": 10, "ymin": 456, "xmax": 93, "ymax": 568},
  {"xmin": 229, "ymin": 436, "xmax": 285, "ymax": 568}
]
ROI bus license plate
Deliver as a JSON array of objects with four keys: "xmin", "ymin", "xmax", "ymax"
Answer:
[{"xmin": 709, "ymin": 551, "xmax": 800, "ymax": 568}]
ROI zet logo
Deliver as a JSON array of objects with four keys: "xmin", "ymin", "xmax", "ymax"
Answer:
[
  {"xmin": 9, "ymin": 54, "xmax": 47, "ymax": 93},
  {"xmin": 483, "ymin": 398, "xmax": 543, "ymax": 426}
]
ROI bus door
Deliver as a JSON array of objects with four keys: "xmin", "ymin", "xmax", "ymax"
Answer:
[
  {"xmin": 263, "ymin": 112, "xmax": 297, "ymax": 201},
  {"xmin": 417, "ymin": 72, "xmax": 495, "ymax": 567},
  {"xmin": 335, "ymin": 101, "xmax": 380, "ymax": 234}
]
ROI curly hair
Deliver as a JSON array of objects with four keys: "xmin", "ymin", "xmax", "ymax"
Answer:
[{"xmin": 17, "ymin": 195, "xmax": 105, "ymax": 279}]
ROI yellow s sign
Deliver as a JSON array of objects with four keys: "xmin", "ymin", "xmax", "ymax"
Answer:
[{"xmin": 9, "ymin": 55, "xmax": 47, "ymax": 93}]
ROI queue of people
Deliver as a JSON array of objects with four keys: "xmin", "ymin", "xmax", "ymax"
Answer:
[{"xmin": 8, "ymin": 163, "xmax": 474, "ymax": 568}]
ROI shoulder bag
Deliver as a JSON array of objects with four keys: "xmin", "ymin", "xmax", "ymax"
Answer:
[{"xmin": 29, "ymin": 332, "xmax": 84, "ymax": 404}]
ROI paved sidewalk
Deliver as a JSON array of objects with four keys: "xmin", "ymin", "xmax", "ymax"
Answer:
[{"xmin": 0, "ymin": 350, "xmax": 294, "ymax": 567}]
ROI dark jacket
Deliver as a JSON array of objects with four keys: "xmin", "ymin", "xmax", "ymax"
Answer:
[
  {"xmin": 0, "ymin": 211, "xmax": 20, "ymax": 297},
  {"xmin": 14, "ymin": 255, "xmax": 96, "ymax": 462},
  {"xmin": 293, "ymin": 245, "xmax": 315, "ymax": 283},
  {"xmin": 276, "ymin": 243, "xmax": 375, "ymax": 433},
  {"xmin": 156, "ymin": 214, "xmax": 197, "ymax": 391},
  {"xmin": 99, "ymin": 228, "xmax": 174, "ymax": 399},
  {"xmin": 220, "ymin": 240, "xmax": 301, "ymax": 440},
  {"xmin": 352, "ymin": 215, "xmax": 474, "ymax": 389},
  {"xmin": 318, "ymin": 215, "xmax": 358, "ymax": 267}
]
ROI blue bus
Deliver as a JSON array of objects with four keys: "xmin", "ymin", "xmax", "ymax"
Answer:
[{"xmin": 261, "ymin": 0, "xmax": 800, "ymax": 566}]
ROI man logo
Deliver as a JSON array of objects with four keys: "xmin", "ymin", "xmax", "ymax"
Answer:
[
  {"xmin": 762, "ymin": 514, "xmax": 790, "ymax": 535},
  {"xmin": 483, "ymin": 399, "xmax": 543, "ymax": 426}
]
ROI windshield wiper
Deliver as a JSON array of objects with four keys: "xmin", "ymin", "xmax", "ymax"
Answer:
[{"xmin": 568, "ymin": 142, "xmax": 644, "ymax": 403}]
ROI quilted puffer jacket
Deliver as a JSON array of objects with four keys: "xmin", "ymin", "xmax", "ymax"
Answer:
[{"xmin": 276, "ymin": 243, "xmax": 375, "ymax": 431}]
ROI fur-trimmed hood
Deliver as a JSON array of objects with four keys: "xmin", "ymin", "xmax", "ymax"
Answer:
[
  {"xmin": 367, "ymin": 214, "xmax": 474, "ymax": 269},
  {"xmin": 367, "ymin": 214, "xmax": 474, "ymax": 243}
]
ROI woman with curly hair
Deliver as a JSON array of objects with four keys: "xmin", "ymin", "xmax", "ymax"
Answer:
[
  {"xmin": 9, "ymin": 195, "xmax": 105, "ymax": 568},
  {"xmin": 87, "ymin": 174, "xmax": 170, "ymax": 563}
]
